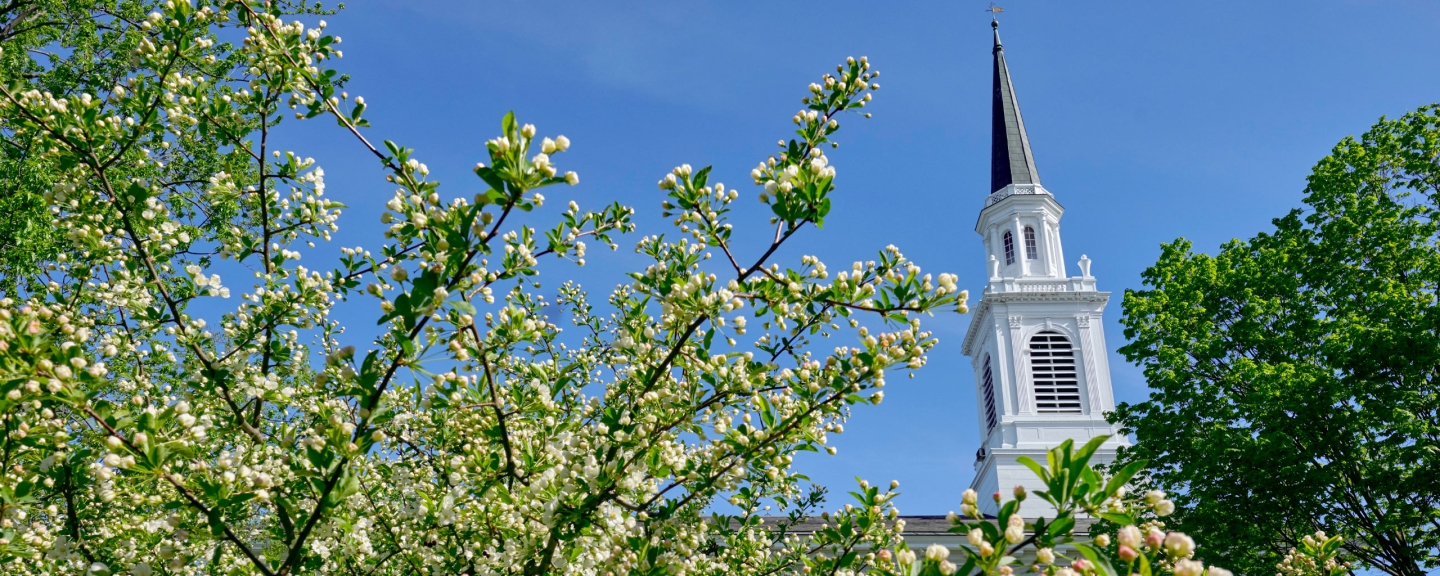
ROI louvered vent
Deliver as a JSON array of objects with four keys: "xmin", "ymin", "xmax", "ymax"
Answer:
[
  {"xmin": 1030, "ymin": 331, "xmax": 1081, "ymax": 413},
  {"xmin": 980, "ymin": 355, "xmax": 998, "ymax": 431}
]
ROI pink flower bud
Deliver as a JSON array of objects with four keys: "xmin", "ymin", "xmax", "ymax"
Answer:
[{"xmin": 1118, "ymin": 545, "xmax": 1139, "ymax": 562}]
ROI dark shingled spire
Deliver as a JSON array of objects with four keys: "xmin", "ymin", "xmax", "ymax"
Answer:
[{"xmin": 990, "ymin": 20, "xmax": 1040, "ymax": 194}]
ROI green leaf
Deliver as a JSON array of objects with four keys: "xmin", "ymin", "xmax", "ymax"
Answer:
[
  {"xmin": 452, "ymin": 299, "xmax": 477, "ymax": 315},
  {"xmin": 1104, "ymin": 460, "xmax": 1147, "ymax": 497},
  {"xmin": 1047, "ymin": 516, "xmax": 1075, "ymax": 538},
  {"xmin": 475, "ymin": 166, "xmax": 507, "ymax": 193},
  {"xmin": 501, "ymin": 111, "xmax": 517, "ymax": 139},
  {"xmin": 1073, "ymin": 543, "xmax": 1119, "ymax": 576},
  {"xmin": 1098, "ymin": 512, "xmax": 1134, "ymax": 526},
  {"xmin": 1016, "ymin": 455, "xmax": 1049, "ymax": 481},
  {"xmin": 1070, "ymin": 435, "xmax": 1109, "ymax": 475},
  {"xmin": 956, "ymin": 556, "xmax": 976, "ymax": 576}
]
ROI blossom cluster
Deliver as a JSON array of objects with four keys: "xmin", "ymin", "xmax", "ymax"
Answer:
[
  {"xmin": 1276, "ymin": 532, "xmax": 1351, "ymax": 576},
  {"xmin": 863, "ymin": 438, "xmax": 1240, "ymax": 576}
]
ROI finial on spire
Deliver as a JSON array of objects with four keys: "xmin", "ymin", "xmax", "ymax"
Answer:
[
  {"xmin": 990, "ymin": 17, "xmax": 1040, "ymax": 194},
  {"xmin": 987, "ymin": 3, "xmax": 1005, "ymax": 22}
]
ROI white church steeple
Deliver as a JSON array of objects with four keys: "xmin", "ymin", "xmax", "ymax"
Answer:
[{"xmin": 961, "ymin": 20, "xmax": 1128, "ymax": 516}]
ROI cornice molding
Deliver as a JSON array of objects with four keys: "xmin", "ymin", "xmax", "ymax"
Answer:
[{"xmin": 961, "ymin": 290, "xmax": 1112, "ymax": 355}]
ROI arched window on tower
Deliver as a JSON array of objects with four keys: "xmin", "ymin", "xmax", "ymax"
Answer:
[
  {"xmin": 1029, "ymin": 331, "xmax": 1081, "ymax": 413},
  {"xmin": 1024, "ymin": 226, "xmax": 1038, "ymax": 260},
  {"xmin": 1002, "ymin": 231, "xmax": 1015, "ymax": 265},
  {"xmin": 980, "ymin": 354, "xmax": 998, "ymax": 431}
]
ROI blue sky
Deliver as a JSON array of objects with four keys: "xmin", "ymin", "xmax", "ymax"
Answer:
[{"xmin": 279, "ymin": 0, "xmax": 1440, "ymax": 514}]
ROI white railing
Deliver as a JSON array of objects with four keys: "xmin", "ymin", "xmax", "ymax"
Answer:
[{"xmin": 985, "ymin": 183, "xmax": 1049, "ymax": 207}]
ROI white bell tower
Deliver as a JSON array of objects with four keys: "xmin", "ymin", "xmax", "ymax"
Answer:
[{"xmin": 961, "ymin": 21, "xmax": 1128, "ymax": 516}]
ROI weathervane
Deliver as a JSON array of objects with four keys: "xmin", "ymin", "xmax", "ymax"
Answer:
[{"xmin": 987, "ymin": 3, "xmax": 1004, "ymax": 22}]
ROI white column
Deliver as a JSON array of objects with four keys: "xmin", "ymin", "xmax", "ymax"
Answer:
[
  {"xmin": 1050, "ymin": 222, "xmax": 1067, "ymax": 278},
  {"xmin": 1008, "ymin": 316, "xmax": 1032, "ymax": 414},
  {"xmin": 991, "ymin": 226, "xmax": 1004, "ymax": 273},
  {"xmin": 1012, "ymin": 217, "xmax": 1027, "ymax": 276},
  {"xmin": 992, "ymin": 323, "xmax": 1012, "ymax": 417},
  {"xmin": 1040, "ymin": 217, "xmax": 1056, "ymax": 277},
  {"xmin": 1076, "ymin": 314, "xmax": 1103, "ymax": 414}
]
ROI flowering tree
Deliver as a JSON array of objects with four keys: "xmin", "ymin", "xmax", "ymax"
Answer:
[{"xmin": 0, "ymin": 1, "xmax": 974, "ymax": 574}]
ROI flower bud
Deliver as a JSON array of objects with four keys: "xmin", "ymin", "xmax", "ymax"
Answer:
[
  {"xmin": 1117, "ymin": 525, "xmax": 1142, "ymax": 549},
  {"xmin": 1174, "ymin": 560, "xmax": 1204, "ymax": 576},
  {"xmin": 1145, "ymin": 490, "xmax": 1166, "ymax": 506},
  {"xmin": 1036, "ymin": 548, "xmax": 1055, "ymax": 564},
  {"xmin": 961, "ymin": 488, "xmax": 978, "ymax": 506},
  {"xmin": 1094, "ymin": 534, "xmax": 1110, "ymax": 547},
  {"xmin": 1163, "ymin": 532, "xmax": 1196, "ymax": 558},
  {"xmin": 925, "ymin": 543, "xmax": 949, "ymax": 562},
  {"xmin": 1118, "ymin": 545, "xmax": 1139, "ymax": 562},
  {"xmin": 966, "ymin": 528, "xmax": 983, "ymax": 547},
  {"xmin": 1156, "ymin": 499, "xmax": 1176, "ymax": 517},
  {"xmin": 1014, "ymin": 484, "xmax": 1027, "ymax": 500}
]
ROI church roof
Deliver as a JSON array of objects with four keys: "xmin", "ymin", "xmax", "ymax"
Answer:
[
  {"xmin": 750, "ymin": 515, "xmax": 1097, "ymax": 538},
  {"xmin": 990, "ymin": 20, "xmax": 1041, "ymax": 194}
]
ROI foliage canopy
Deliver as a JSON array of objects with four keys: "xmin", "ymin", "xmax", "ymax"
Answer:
[{"xmin": 1114, "ymin": 106, "xmax": 1440, "ymax": 576}]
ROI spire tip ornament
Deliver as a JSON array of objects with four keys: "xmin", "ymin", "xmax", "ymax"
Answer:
[{"xmin": 987, "ymin": 3, "xmax": 1005, "ymax": 23}]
